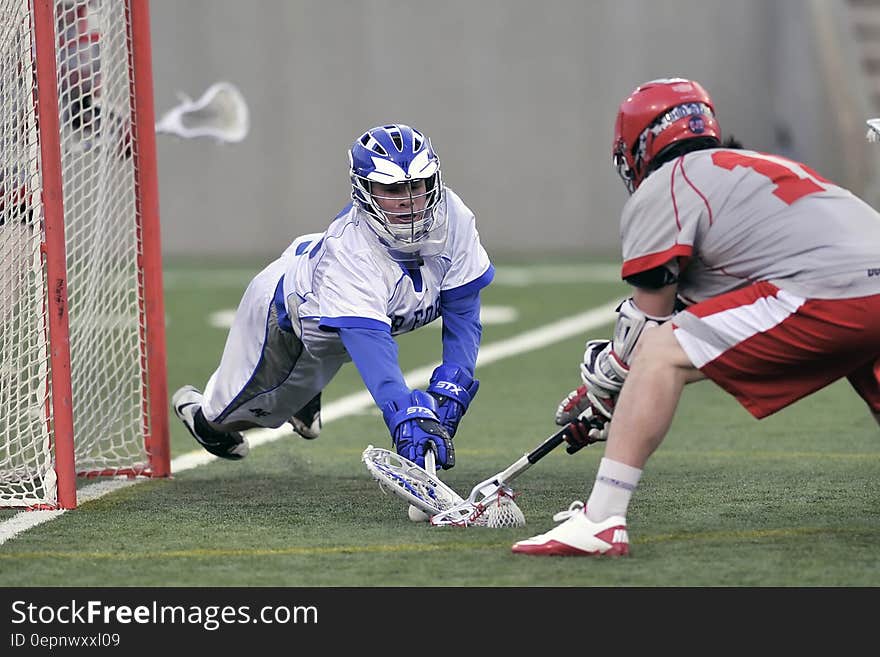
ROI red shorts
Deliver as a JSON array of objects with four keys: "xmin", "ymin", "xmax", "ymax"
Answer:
[{"xmin": 672, "ymin": 281, "xmax": 880, "ymax": 418}]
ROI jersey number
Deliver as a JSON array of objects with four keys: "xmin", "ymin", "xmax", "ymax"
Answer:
[{"xmin": 711, "ymin": 151, "xmax": 831, "ymax": 205}]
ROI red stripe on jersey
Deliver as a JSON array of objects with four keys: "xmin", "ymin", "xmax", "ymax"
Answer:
[
  {"xmin": 682, "ymin": 281, "xmax": 780, "ymax": 319},
  {"xmin": 676, "ymin": 156, "xmax": 714, "ymax": 225},
  {"xmin": 670, "ymin": 159, "xmax": 682, "ymax": 230},
  {"xmin": 691, "ymin": 292, "xmax": 880, "ymax": 417},
  {"xmin": 621, "ymin": 244, "xmax": 692, "ymax": 279}
]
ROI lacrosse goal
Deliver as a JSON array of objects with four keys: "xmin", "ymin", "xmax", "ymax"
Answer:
[{"xmin": 0, "ymin": 0, "xmax": 169, "ymax": 509}]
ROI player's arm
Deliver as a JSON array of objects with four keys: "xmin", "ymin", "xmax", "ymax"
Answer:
[
  {"xmin": 338, "ymin": 326, "xmax": 455, "ymax": 470},
  {"xmin": 425, "ymin": 288, "xmax": 482, "ymax": 439},
  {"xmin": 630, "ymin": 282, "xmax": 678, "ymax": 317},
  {"xmin": 556, "ymin": 264, "xmax": 679, "ymax": 451},
  {"xmin": 338, "ymin": 326, "xmax": 409, "ymax": 407}
]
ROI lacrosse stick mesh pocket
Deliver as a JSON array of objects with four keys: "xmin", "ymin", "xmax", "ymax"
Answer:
[
  {"xmin": 479, "ymin": 492, "xmax": 526, "ymax": 528},
  {"xmin": 430, "ymin": 487, "xmax": 527, "ymax": 528}
]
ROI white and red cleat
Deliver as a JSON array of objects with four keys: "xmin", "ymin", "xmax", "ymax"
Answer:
[{"xmin": 511, "ymin": 501, "xmax": 629, "ymax": 556}]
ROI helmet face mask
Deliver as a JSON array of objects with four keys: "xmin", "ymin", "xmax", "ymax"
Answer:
[
  {"xmin": 612, "ymin": 78, "xmax": 721, "ymax": 193},
  {"xmin": 613, "ymin": 138, "xmax": 636, "ymax": 194},
  {"xmin": 349, "ymin": 124, "xmax": 447, "ymax": 260}
]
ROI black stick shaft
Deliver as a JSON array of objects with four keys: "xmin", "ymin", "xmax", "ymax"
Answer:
[{"xmin": 526, "ymin": 426, "xmax": 568, "ymax": 463}]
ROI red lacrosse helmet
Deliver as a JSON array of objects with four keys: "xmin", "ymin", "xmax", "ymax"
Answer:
[{"xmin": 612, "ymin": 78, "xmax": 720, "ymax": 193}]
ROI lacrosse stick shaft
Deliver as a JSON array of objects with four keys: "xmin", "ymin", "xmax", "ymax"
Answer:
[
  {"xmin": 473, "ymin": 426, "xmax": 568, "ymax": 499},
  {"xmin": 406, "ymin": 444, "xmax": 439, "ymax": 521},
  {"xmin": 425, "ymin": 447, "xmax": 436, "ymax": 477}
]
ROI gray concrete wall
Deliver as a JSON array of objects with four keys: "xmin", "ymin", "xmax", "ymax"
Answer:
[{"xmin": 149, "ymin": 0, "xmax": 834, "ymax": 259}]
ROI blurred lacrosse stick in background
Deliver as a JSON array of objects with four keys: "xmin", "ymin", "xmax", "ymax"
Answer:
[
  {"xmin": 866, "ymin": 118, "xmax": 880, "ymax": 142},
  {"xmin": 155, "ymin": 81, "xmax": 249, "ymax": 143}
]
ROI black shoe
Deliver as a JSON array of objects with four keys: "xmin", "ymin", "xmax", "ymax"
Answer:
[
  {"xmin": 172, "ymin": 385, "xmax": 250, "ymax": 460},
  {"xmin": 290, "ymin": 392, "xmax": 322, "ymax": 439}
]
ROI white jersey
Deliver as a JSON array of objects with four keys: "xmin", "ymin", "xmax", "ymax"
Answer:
[
  {"xmin": 620, "ymin": 148, "xmax": 880, "ymax": 303},
  {"xmin": 200, "ymin": 186, "xmax": 492, "ymax": 427},
  {"xmin": 281, "ymin": 186, "xmax": 492, "ymax": 359}
]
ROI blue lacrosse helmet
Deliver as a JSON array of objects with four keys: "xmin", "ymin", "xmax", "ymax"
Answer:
[{"xmin": 349, "ymin": 124, "xmax": 447, "ymax": 259}]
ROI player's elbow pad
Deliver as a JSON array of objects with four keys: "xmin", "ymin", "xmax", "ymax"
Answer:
[{"xmin": 611, "ymin": 297, "xmax": 677, "ymax": 368}]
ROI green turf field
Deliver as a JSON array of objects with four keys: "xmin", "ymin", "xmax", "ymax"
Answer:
[{"xmin": 1, "ymin": 257, "xmax": 878, "ymax": 587}]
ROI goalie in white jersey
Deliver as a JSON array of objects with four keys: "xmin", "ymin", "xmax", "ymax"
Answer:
[
  {"xmin": 172, "ymin": 124, "xmax": 493, "ymax": 472},
  {"xmin": 513, "ymin": 78, "xmax": 880, "ymax": 557}
]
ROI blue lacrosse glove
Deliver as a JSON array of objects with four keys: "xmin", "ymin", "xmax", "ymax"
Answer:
[
  {"xmin": 426, "ymin": 364, "xmax": 479, "ymax": 439},
  {"xmin": 382, "ymin": 390, "xmax": 455, "ymax": 470}
]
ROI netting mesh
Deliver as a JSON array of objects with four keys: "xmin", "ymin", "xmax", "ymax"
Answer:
[
  {"xmin": 477, "ymin": 494, "xmax": 526, "ymax": 528},
  {"xmin": 56, "ymin": 0, "xmax": 146, "ymax": 475},
  {"xmin": 0, "ymin": 0, "xmax": 151, "ymax": 507},
  {"xmin": 0, "ymin": 0, "xmax": 55, "ymax": 506}
]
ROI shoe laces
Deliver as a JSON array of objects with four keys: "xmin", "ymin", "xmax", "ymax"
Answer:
[{"xmin": 552, "ymin": 500, "xmax": 585, "ymax": 523}]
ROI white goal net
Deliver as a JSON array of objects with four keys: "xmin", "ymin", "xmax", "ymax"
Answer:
[{"xmin": 0, "ymin": 0, "xmax": 169, "ymax": 508}]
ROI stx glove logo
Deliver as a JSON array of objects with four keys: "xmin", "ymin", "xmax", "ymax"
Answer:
[
  {"xmin": 406, "ymin": 406, "xmax": 433, "ymax": 415},
  {"xmin": 433, "ymin": 381, "xmax": 465, "ymax": 395}
]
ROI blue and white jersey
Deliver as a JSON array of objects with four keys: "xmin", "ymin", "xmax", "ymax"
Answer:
[{"xmin": 279, "ymin": 187, "xmax": 494, "ymax": 359}]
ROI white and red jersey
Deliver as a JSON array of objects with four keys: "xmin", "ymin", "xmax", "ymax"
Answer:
[{"xmin": 620, "ymin": 148, "xmax": 880, "ymax": 304}]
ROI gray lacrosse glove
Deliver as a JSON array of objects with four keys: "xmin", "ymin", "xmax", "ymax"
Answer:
[
  {"xmin": 573, "ymin": 298, "xmax": 678, "ymax": 421},
  {"xmin": 550, "ymin": 341, "xmax": 619, "ymax": 440},
  {"xmin": 576, "ymin": 339, "xmax": 621, "ymax": 420}
]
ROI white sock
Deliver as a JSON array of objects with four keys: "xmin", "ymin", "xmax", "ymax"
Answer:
[{"xmin": 585, "ymin": 457, "xmax": 642, "ymax": 522}]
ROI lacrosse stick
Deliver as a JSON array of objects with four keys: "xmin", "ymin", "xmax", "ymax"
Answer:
[
  {"xmin": 867, "ymin": 118, "xmax": 880, "ymax": 142},
  {"xmin": 362, "ymin": 444, "xmax": 464, "ymax": 518},
  {"xmin": 407, "ymin": 447, "xmax": 437, "ymax": 522},
  {"xmin": 429, "ymin": 425, "xmax": 580, "ymax": 527},
  {"xmin": 362, "ymin": 442, "xmax": 527, "ymax": 527},
  {"xmin": 155, "ymin": 82, "xmax": 249, "ymax": 143}
]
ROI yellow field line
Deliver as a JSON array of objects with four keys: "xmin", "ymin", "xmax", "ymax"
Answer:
[{"xmin": 0, "ymin": 526, "xmax": 869, "ymax": 561}]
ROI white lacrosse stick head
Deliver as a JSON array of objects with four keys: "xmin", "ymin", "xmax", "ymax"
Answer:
[
  {"xmin": 867, "ymin": 118, "xmax": 880, "ymax": 143},
  {"xmin": 429, "ymin": 482, "xmax": 526, "ymax": 528},
  {"xmin": 362, "ymin": 446, "xmax": 463, "ymax": 517},
  {"xmin": 155, "ymin": 82, "xmax": 250, "ymax": 143}
]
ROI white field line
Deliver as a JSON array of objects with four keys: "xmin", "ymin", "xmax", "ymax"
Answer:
[
  {"xmin": 163, "ymin": 263, "xmax": 623, "ymax": 290},
  {"xmin": 0, "ymin": 300, "xmax": 618, "ymax": 546}
]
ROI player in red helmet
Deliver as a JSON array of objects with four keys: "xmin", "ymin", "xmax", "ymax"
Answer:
[
  {"xmin": 513, "ymin": 77, "xmax": 880, "ymax": 557},
  {"xmin": 612, "ymin": 78, "xmax": 721, "ymax": 193}
]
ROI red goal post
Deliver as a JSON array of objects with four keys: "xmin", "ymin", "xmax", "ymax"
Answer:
[{"xmin": 0, "ymin": 0, "xmax": 170, "ymax": 509}]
